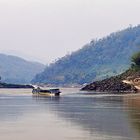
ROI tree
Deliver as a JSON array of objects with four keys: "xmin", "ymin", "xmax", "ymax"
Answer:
[{"xmin": 131, "ymin": 51, "xmax": 140, "ymax": 70}]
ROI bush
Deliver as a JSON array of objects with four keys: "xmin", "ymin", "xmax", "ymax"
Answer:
[{"xmin": 131, "ymin": 51, "xmax": 140, "ymax": 70}]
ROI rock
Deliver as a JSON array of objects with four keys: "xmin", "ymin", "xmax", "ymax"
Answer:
[{"xmin": 81, "ymin": 69, "xmax": 138, "ymax": 93}]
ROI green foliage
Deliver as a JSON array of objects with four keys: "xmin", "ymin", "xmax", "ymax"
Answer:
[
  {"xmin": 131, "ymin": 51, "xmax": 140, "ymax": 71},
  {"xmin": 131, "ymin": 51, "xmax": 140, "ymax": 66},
  {"xmin": 32, "ymin": 25, "xmax": 140, "ymax": 85}
]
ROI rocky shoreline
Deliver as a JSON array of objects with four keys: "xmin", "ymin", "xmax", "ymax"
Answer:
[{"xmin": 81, "ymin": 70, "xmax": 140, "ymax": 93}]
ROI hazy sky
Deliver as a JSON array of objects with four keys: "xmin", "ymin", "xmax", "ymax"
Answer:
[{"xmin": 0, "ymin": 0, "xmax": 140, "ymax": 64}]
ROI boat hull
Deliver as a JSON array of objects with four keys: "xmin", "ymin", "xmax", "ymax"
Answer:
[{"xmin": 32, "ymin": 88, "xmax": 60, "ymax": 96}]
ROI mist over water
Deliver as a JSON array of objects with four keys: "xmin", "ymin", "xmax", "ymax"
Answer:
[{"xmin": 0, "ymin": 89, "xmax": 140, "ymax": 140}]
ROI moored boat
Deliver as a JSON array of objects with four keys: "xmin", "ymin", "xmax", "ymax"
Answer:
[{"xmin": 32, "ymin": 87, "xmax": 61, "ymax": 96}]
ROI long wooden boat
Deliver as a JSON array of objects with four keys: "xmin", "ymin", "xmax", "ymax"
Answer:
[{"xmin": 32, "ymin": 87, "xmax": 61, "ymax": 96}]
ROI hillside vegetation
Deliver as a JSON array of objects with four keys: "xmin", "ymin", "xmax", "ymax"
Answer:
[
  {"xmin": 82, "ymin": 51, "xmax": 140, "ymax": 92},
  {"xmin": 0, "ymin": 54, "xmax": 45, "ymax": 84},
  {"xmin": 32, "ymin": 26, "xmax": 140, "ymax": 85}
]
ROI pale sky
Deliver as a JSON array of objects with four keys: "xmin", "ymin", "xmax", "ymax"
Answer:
[{"xmin": 0, "ymin": 0, "xmax": 140, "ymax": 64}]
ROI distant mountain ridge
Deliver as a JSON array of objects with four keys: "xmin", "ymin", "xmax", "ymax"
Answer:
[
  {"xmin": 32, "ymin": 25, "xmax": 140, "ymax": 85},
  {"xmin": 0, "ymin": 54, "xmax": 45, "ymax": 84}
]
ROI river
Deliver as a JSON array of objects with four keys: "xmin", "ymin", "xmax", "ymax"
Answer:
[{"xmin": 0, "ymin": 88, "xmax": 140, "ymax": 140}]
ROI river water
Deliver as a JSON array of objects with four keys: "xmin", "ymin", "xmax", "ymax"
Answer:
[{"xmin": 0, "ymin": 88, "xmax": 140, "ymax": 140}]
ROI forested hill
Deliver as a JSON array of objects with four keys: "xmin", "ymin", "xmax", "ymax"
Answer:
[
  {"xmin": 32, "ymin": 26, "xmax": 140, "ymax": 85},
  {"xmin": 0, "ymin": 54, "xmax": 45, "ymax": 84}
]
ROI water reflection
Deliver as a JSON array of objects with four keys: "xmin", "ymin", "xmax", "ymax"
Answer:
[
  {"xmin": 33, "ymin": 95, "xmax": 139, "ymax": 140},
  {"xmin": 0, "ymin": 89, "xmax": 139, "ymax": 140},
  {"xmin": 123, "ymin": 96, "xmax": 140, "ymax": 137}
]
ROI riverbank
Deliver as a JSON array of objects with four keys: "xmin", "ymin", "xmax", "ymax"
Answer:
[
  {"xmin": 81, "ymin": 69, "xmax": 140, "ymax": 93},
  {"xmin": 0, "ymin": 82, "xmax": 33, "ymax": 88}
]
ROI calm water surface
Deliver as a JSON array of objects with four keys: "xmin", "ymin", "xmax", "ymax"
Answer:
[{"xmin": 0, "ymin": 88, "xmax": 140, "ymax": 140}]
